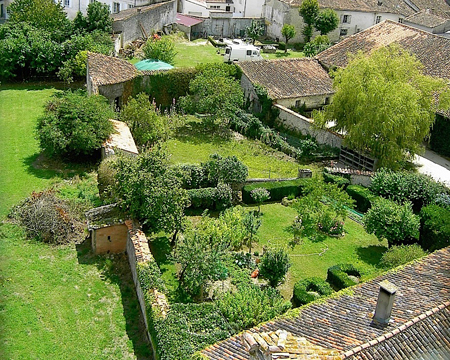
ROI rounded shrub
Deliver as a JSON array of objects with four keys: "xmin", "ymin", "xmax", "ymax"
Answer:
[
  {"xmin": 292, "ymin": 277, "xmax": 333, "ymax": 307},
  {"xmin": 326, "ymin": 264, "xmax": 361, "ymax": 290},
  {"xmin": 419, "ymin": 204, "xmax": 450, "ymax": 252},
  {"xmin": 97, "ymin": 156, "xmax": 119, "ymax": 202},
  {"xmin": 380, "ymin": 244, "xmax": 427, "ymax": 268}
]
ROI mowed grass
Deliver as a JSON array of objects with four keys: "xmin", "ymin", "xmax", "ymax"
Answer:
[{"xmin": 0, "ymin": 87, "xmax": 150, "ymax": 359}]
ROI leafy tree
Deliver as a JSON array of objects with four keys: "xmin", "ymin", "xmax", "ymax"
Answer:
[
  {"xmin": 204, "ymin": 154, "xmax": 248, "ymax": 186},
  {"xmin": 112, "ymin": 148, "xmax": 190, "ymax": 238},
  {"xmin": 303, "ymin": 35, "xmax": 330, "ymax": 57},
  {"xmin": 259, "ymin": 248, "xmax": 291, "ymax": 287},
  {"xmin": 86, "ymin": 1, "xmax": 113, "ymax": 33},
  {"xmin": 120, "ymin": 93, "xmax": 167, "ymax": 148},
  {"xmin": 314, "ymin": 8, "xmax": 339, "ymax": 35},
  {"xmin": 281, "ymin": 24, "xmax": 296, "ymax": 53},
  {"xmin": 37, "ymin": 91, "xmax": 114, "ymax": 158},
  {"xmin": 364, "ymin": 198, "xmax": 420, "ymax": 247},
  {"xmin": 246, "ymin": 20, "xmax": 264, "ymax": 44},
  {"xmin": 142, "ymin": 35, "xmax": 177, "ymax": 65},
  {"xmin": 313, "ymin": 45, "xmax": 450, "ymax": 169},
  {"xmin": 250, "ymin": 188, "xmax": 270, "ymax": 214},
  {"xmin": 73, "ymin": 12, "xmax": 88, "ymax": 33},
  {"xmin": 242, "ymin": 211, "xmax": 261, "ymax": 254},
  {"xmin": 299, "ymin": 0, "xmax": 319, "ymax": 43}
]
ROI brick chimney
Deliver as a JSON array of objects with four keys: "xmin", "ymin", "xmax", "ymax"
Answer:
[{"xmin": 373, "ymin": 280, "xmax": 397, "ymax": 324}]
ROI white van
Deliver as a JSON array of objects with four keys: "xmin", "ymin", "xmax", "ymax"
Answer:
[{"xmin": 223, "ymin": 44, "xmax": 263, "ymax": 63}]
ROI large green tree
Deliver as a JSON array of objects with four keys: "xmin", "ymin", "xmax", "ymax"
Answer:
[
  {"xmin": 299, "ymin": 0, "xmax": 319, "ymax": 43},
  {"xmin": 281, "ymin": 24, "xmax": 296, "ymax": 53},
  {"xmin": 313, "ymin": 45, "xmax": 450, "ymax": 169},
  {"xmin": 314, "ymin": 8, "xmax": 339, "ymax": 35},
  {"xmin": 246, "ymin": 20, "xmax": 264, "ymax": 44}
]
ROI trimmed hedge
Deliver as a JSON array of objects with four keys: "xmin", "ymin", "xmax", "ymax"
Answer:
[
  {"xmin": 419, "ymin": 205, "xmax": 450, "ymax": 252},
  {"xmin": 430, "ymin": 113, "xmax": 450, "ymax": 157},
  {"xmin": 242, "ymin": 179, "xmax": 310, "ymax": 203},
  {"xmin": 346, "ymin": 185, "xmax": 376, "ymax": 213},
  {"xmin": 323, "ymin": 172, "xmax": 350, "ymax": 189},
  {"xmin": 188, "ymin": 184, "xmax": 232, "ymax": 210},
  {"xmin": 326, "ymin": 264, "xmax": 361, "ymax": 290},
  {"xmin": 292, "ymin": 277, "xmax": 334, "ymax": 307}
]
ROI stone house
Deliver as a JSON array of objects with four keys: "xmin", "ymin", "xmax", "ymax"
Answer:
[
  {"xmin": 403, "ymin": 9, "xmax": 450, "ymax": 34},
  {"xmin": 200, "ymin": 246, "xmax": 450, "ymax": 359}
]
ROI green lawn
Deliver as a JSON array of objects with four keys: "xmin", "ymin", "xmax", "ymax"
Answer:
[{"xmin": 0, "ymin": 87, "xmax": 150, "ymax": 359}]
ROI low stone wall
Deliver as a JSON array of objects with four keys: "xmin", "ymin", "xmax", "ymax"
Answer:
[
  {"xmin": 275, "ymin": 104, "xmax": 343, "ymax": 148},
  {"xmin": 325, "ymin": 167, "xmax": 373, "ymax": 187}
]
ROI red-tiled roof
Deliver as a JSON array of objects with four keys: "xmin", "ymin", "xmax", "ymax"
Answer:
[
  {"xmin": 87, "ymin": 52, "xmax": 138, "ymax": 86},
  {"xmin": 201, "ymin": 246, "xmax": 450, "ymax": 359},
  {"xmin": 238, "ymin": 58, "xmax": 334, "ymax": 100},
  {"xmin": 316, "ymin": 20, "xmax": 450, "ymax": 80},
  {"xmin": 405, "ymin": 9, "xmax": 450, "ymax": 28},
  {"xmin": 176, "ymin": 13, "xmax": 204, "ymax": 27}
]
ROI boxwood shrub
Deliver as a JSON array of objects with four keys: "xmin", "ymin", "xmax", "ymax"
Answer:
[
  {"xmin": 326, "ymin": 264, "xmax": 361, "ymax": 290},
  {"xmin": 346, "ymin": 185, "xmax": 376, "ymax": 213},
  {"xmin": 188, "ymin": 184, "xmax": 232, "ymax": 210},
  {"xmin": 242, "ymin": 179, "xmax": 310, "ymax": 203},
  {"xmin": 419, "ymin": 205, "xmax": 450, "ymax": 252},
  {"xmin": 292, "ymin": 277, "xmax": 334, "ymax": 307}
]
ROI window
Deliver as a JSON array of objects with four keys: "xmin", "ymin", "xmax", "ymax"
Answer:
[
  {"xmin": 0, "ymin": 4, "xmax": 3, "ymax": 18},
  {"xmin": 342, "ymin": 14, "xmax": 351, "ymax": 24},
  {"xmin": 246, "ymin": 50, "xmax": 252, "ymax": 55},
  {"xmin": 113, "ymin": 2, "xmax": 120, "ymax": 13},
  {"xmin": 89, "ymin": 0, "xmax": 96, "ymax": 3},
  {"xmin": 64, "ymin": 0, "xmax": 70, "ymax": 7},
  {"xmin": 325, "ymin": 97, "xmax": 330, "ymax": 105},
  {"xmin": 210, "ymin": 5, "xmax": 220, "ymax": 9},
  {"xmin": 398, "ymin": 18, "xmax": 404, "ymax": 23},
  {"xmin": 128, "ymin": 4, "xmax": 134, "ymax": 8},
  {"xmin": 340, "ymin": 28, "xmax": 348, "ymax": 36},
  {"xmin": 225, "ymin": 5, "xmax": 230, "ymax": 11},
  {"xmin": 376, "ymin": 15, "xmax": 382, "ymax": 24}
]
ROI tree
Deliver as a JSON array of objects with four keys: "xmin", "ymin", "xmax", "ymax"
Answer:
[
  {"xmin": 246, "ymin": 20, "xmax": 264, "ymax": 44},
  {"xmin": 313, "ymin": 45, "xmax": 450, "ymax": 169},
  {"xmin": 86, "ymin": 1, "xmax": 113, "ymax": 33},
  {"xmin": 299, "ymin": 0, "xmax": 319, "ymax": 43},
  {"xmin": 281, "ymin": 24, "xmax": 296, "ymax": 53},
  {"xmin": 37, "ymin": 91, "xmax": 114, "ymax": 158},
  {"xmin": 204, "ymin": 154, "xmax": 248, "ymax": 186},
  {"xmin": 120, "ymin": 93, "xmax": 167, "ymax": 148},
  {"xmin": 142, "ymin": 35, "xmax": 177, "ymax": 65},
  {"xmin": 259, "ymin": 248, "xmax": 291, "ymax": 287},
  {"xmin": 250, "ymin": 188, "xmax": 270, "ymax": 214},
  {"xmin": 303, "ymin": 35, "xmax": 330, "ymax": 57},
  {"xmin": 314, "ymin": 8, "xmax": 339, "ymax": 35},
  {"xmin": 242, "ymin": 211, "xmax": 261, "ymax": 254},
  {"xmin": 364, "ymin": 198, "xmax": 420, "ymax": 247}
]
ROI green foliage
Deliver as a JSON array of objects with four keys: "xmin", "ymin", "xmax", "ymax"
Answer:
[
  {"xmin": 259, "ymin": 247, "xmax": 291, "ymax": 287},
  {"xmin": 97, "ymin": 157, "xmax": 119, "ymax": 202},
  {"xmin": 137, "ymin": 261, "xmax": 166, "ymax": 293},
  {"xmin": 419, "ymin": 205, "xmax": 450, "ymax": 252},
  {"xmin": 364, "ymin": 198, "xmax": 420, "ymax": 247},
  {"xmin": 187, "ymin": 184, "xmax": 232, "ymax": 210},
  {"xmin": 36, "ymin": 90, "xmax": 114, "ymax": 158},
  {"xmin": 430, "ymin": 114, "xmax": 450, "ymax": 157},
  {"xmin": 313, "ymin": 45, "xmax": 450, "ymax": 169},
  {"xmin": 303, "ymin": 35, "xmax": 331, "ymax": 57},
  {"xmin": 379, "ymin": 244, "xmax": 427, "ymax": 268},
  {"xmin": 216, "ymin": 285, "xmax": 291, "ymax": 331},
  {"xmin": 120, "ymin": 93, "xmax": 167, "ymax": 148},
  {"xmin": 86, "ymin": 1, "xmax": 113, "ymax": 33},
  {"xmin": 346, "ymin": 185, "xmax": 376, "ymax": 213},
  {"xmin": 246, "ymin": 20, "xmax": 264, "ymax": 44},
  {"xmin": 322, "ymin": 171, "xmax": 350, "ymax": 189},
  {"xmin": 370, "ymin": 169, "xmax": 446, "ymax": 212},
  {"xmin": 314, "ymin": 9, "xmax": 339, "ymax": 35},
  {"xmin": 142, "ymin": 35, "xmax": 177, "ymax": 65},
  {"xmin": 112, "ymin": 148, "xmax": 189, "ymax": 235},
  {"xmin": 326, "ymin": 264, "xmax": 360, "ymax": 290},
  {"xmin": 242, "ymin": 179, "xmax": 310, "ymax": 203},
  {"xmin": 281, "ymin": 24, "xmax": 296, "ymax": 53},
  {"xmin": 253, "ymin": 84, "xmax": 279, "ymax": 126},
  {"xmin": 292, "ymin": 277, "xmax": 333, "ymax": 307},
  {"xmin": 204, "ymin": 153, "xmax": 248, "ymax": 185},
  {"xmin": 299, "ymin": 0, "xmax": 319, "ymax": 42},
  {"xmin": 434, "ymin": 193, "xmax": 450, "ymax": 208},
  {"xmin": 177, "ymin": 164, "xmax": 211, "ymax": 189},
  {"xmin": 242, "ymin": 211, "xmax": 261, "ymax": 253},
  {"xmin": 250, "ymin": 188, "xmax": 271, "ymax": 212}
]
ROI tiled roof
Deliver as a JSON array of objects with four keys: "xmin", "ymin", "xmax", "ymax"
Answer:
[
  {"xmin": 404, "ymin": 9, "xmax": 450, "ymax": 28},
  {"xmin": 103, "ymin": 119, "xmax": 139, "ymax": 156},
  {"xmin": 87, "ymin": 52, "xmax": 138, "ymax": 86},
  {"xmin": 201, "ymin": 246, "xmax": 450, "ymax": 360},
  {"xmin": 238, "ymin": 58, "xmax": 334, "ymax": 100},
  {"xmin": 316, "ymin": 20, "xmax": 450, "ymax": 80},
  {"xmin": 176, "ymin": 13, "xmax": 204, "ymax": 27},
  {"xmin": 111, "ymin": 2, "xmax": 171, "ymax": 21},
  {"xmin": 406, "ymin": 0, "xmax": 450, "ymax": 18}
]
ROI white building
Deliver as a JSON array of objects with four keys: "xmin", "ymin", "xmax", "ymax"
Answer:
[
  {"xmin": 62, "ymin": 0, "xmax": 155, "ymax": 19},
  {"xmin": 180, "ymin": 0, "xmax": 264, "ymax": 18}
]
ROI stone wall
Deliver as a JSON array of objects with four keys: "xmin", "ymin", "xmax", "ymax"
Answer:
[
  {"xmin": 325, "ymin": 167, "xmax": 373, "ymax": 187},
  {"xmin": 197, "ymin": 17, "xmax": 265, "ymax": 38},
  {"xmin": 92, "ymin": 224, "xmax": 129, "ymax": 254},
  {"xmin": 275, "ymin": 104, "xmax": 343, "ymax": 148}
]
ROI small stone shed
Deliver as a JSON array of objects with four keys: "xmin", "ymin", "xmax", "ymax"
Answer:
[
  {"xmin": 86, "ymin": 204, "xmax": 129, "ymax": 255},
  {"xmin": 102, "ymin": 119, "xmax": 139, "ymax": 159}
]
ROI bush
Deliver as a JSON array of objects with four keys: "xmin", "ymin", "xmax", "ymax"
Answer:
[
  {"xmin": 177, "ymin": 164, "xmax": 211, "ymax": 189},
  {"xmin": 259, "ymin": 247, "xmax": 291, "ymax": 287},
  {"xmin": 204, "ymin": 154, "xmax": 248, "ymax": 186},
  {"xmin": 242, "ymin": 179, "xmax": 310, "ymax": 203},
  {"xmin": 323, "ymin": 172, "xmax": 350, "ymax": 189},
  {"xmin": 346, "ymin": 185, "xmax": 376, "ymax": 213},
  {"xmin": 187, "ymin": 184, "xmax": 232, "ymax": 210},
  {"xmin": 429, "ymin": 113, "xmax": 450, "ymax": 157},
  {"xmin": 326, "ymin": 264, "xmax": 361, "ymax": 290},
  {"xmin": 434, "ymin": 193, "xmax": 450, "ymax": 209},
  {"xmin": 292, "ymin": 277, "xmax": 334, "ymax": 307},
  {"xmin": 419, "ymin": 205, "xmax": 450, "ymax": 252},
  {"xmin": 37, "ymin": 90, "xmax": 114, "ymax": 158},
  {"xmin": 97, "ymin": 157, "xmax": 119, "ymax": 202},
  {"xmin": 380, "ymin": 244, "xmax": 427, "ymax": 268},
  {"xmin": 364, "ymin": 198, "xmax": 420, "ymax": 247},
  {"xmin": 137, "ymin": 261, "xmax": 166, "ymax": 293},
  {"xmin": 142, "ymin": 35, "xmax": 176, "ymax": 65}
]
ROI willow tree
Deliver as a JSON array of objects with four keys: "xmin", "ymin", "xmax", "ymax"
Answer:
[{"xmin": 313, "ymin": 44, "xmax": 450, "ymax": 169}]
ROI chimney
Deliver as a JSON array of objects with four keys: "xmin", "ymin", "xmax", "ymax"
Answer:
[{"xmin": 373, "ymin": 280, "xmax": 397, "ymax": 324}]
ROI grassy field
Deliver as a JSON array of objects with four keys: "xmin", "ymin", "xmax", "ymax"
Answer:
[{"xmin": 0, "ymin": 87, "xmax": 150, "ymax": 359}]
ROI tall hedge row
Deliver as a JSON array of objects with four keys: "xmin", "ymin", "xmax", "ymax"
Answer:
[
  {"xmin": 419, "ymin": 205, "xmax": 450, "ymax": 252},
  {"xmin": 346, "ymin": 185, "xmax": 376, "ymax": 213},
  {"xmin": 430, "ymin": 113, "xmax": 450, "ymax": 157},
  {"xmin": 242, "ymin": 179, "xmax": 310, "ymax": 203}
]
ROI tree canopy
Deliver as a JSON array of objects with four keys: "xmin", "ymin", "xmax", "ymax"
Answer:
[
  {"xmin": 281, "ymin": 24, "xmax": 296, "ymax": 53},
  {"xmin": 142, "ymin": 35, "xmax": 177, "ymax": 65},
  {"xmin": 299, "ymin": 0, "xmax": 319, "ymax": 42},
  {"xmin": 246, "ymin": 20, "xmax": 264, "ymax": 44},
  {"xmin": 313, "ymin": 45, "xmax": 450, "ymax": 169},
  {"xmin": 314, "ymin": 8, "xmax": 339, "ymax": 35}
]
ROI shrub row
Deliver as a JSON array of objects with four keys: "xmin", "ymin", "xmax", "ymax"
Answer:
[
  {"xmin": 188, "ymin": 184, "xmax": 232, "ymax": 210},
  {"xmin": 242, "ymin": 179, "xmax": 310, "ymax": 203},
  {"xmin": 326, "ymin": 264, "xmax": 361, "ymax": 290},
  {"xmin": 292, "ymin": 277, "xmax": 333, "ymax": 307},
  {"xmin": 346, "ymin": 185, "xmax": 376, "ymax": 213},
  {"xmin": 429, "ymin": 113, "xmax": 450, "ymax": 157},
  {"xmin": 323, "ymin": 172, "xmax": 350, "ymax": 189},
  {"xmin": 419, "ymin": 205, "xmax": 450, "ymax": 252}
]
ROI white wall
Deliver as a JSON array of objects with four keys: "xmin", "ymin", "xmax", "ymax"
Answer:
[
  {"xmin": 62, "ymin": 0, "xmax": 142, "ymax": 19},
  {"xmin": 183, "ymin": 0, "xmax": 209, "ymax": 16},
  {"xmin": 234, "ymin": 0, "xmax": 264, "ymax": 17}
]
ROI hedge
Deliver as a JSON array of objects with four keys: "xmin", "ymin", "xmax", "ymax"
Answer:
[
  {"xmin": 188, "ymin": 184, "xmax": 232, "ymax": 210},
  {"xmin": 292, "ymin": 277, "xmax": 334, "ymax": 307},
  {"xmin": 242, "ymin": 179, "xmax": 310, "ymax": 203},
  {"xmin": 430, "ymin": 113, "xmax": 450, "ymax": 157},
  {"xmin": 326, "ymin": 264, "xmax": 361, "ymax": 290},
  {"xmin": 323, "ymin": 172, "xmax": 350, "ymax": 189},
  {"xmin": 346, "ymin": 185, "xmax": 376, "ymax": 213},
  {"xmin": 419, "ymin": 205, "xmax": 450, "ymax": 252}
]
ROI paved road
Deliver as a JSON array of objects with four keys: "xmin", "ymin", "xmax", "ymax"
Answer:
[{"xmin": 414, "ymin": 149, "xmax": 450, "ymax": 186}]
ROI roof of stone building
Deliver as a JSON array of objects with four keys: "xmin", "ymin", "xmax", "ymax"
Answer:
[
  {"xmin": 201, "ymin": 246, "xmax": 450, "ymax": 360},
  {"xmin": 316, "ymin": 20, "xmax": 450, "ymax": 80},
  {"xmin": 103, "ymin": 119, "xmax": 139, "ymax": 156},
  {"xmin": 404, "ymin": 9, "xmax": 450, "ymax": 27},
  {"xmin": 111, "ymin": 2, "xmax": 173, "ymax": 22},
  {"xmin": 238, "ymin": 58, "xmax": 334, "ymax": 100},
  {"xmin": 87, "ymin": 52, "xmax": 138, "ymax": 86},
  {"xmin": 176, "ymin": 13, "xmax": 204, "ymax": 27},
  {"xmin": 86, "ymin": 203, "xmax": 127, "ymax": 230}
]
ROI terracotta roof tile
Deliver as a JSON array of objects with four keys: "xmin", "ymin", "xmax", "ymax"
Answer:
[
  {"xmin": 238, "ymin": 58, "xmax": 334, "ymax": 100},
  {"xmin": 87, "ymin": 52, "xmax": 138, "ymax": 86},
  {"xmin": 405, "ymin": 9, "xmax": 450, "ymax": 27},
  {"xmin": 316, "ymin": 20, "xmax": 450, "ymax": 80}
]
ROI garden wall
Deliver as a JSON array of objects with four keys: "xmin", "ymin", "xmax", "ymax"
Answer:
[
  {"xmin": 275, "ymin": 104, "xmax": 343, "ymax": 148},
  {"xmin": 324, "ymin": 167, "xmax": 373, "ymax": 187}
]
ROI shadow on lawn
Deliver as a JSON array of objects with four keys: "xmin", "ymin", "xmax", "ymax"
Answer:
[
  {"xmin": 174, "ymin": 120, "xmax": 232, "ymax": 146},
  {"xmin": 76, "ymin": 239, "xmax": 152, "ymax": 360},
  {"xmin": 356, "ymin": 245, "xmax": 387, "ymax": 267}
]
